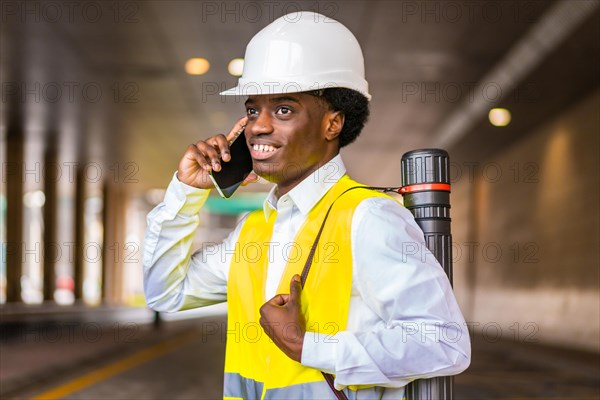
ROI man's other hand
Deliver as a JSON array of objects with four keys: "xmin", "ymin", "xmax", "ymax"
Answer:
[
  {"xmin": 177, "ymin": 116, "xmax": 256, "ymax": 188},
  {"xmin": 259, "ymin": 275, "xmax": 306, "ymax": 362}
]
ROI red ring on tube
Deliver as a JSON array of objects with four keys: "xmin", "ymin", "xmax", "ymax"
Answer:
[{"xmin": 399, "ymin": 183, "xmax": 451, "ymax": 194}]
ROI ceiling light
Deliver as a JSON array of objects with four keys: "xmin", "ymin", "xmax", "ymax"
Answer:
[
  {"xmin": 488, "ymin": 108, "xmax": 511, "ymax": 127},
  {"xmin": 185, "ymin": 58, "xmax": 210, "ymax": 75},
  {"xmin": 228, "ymin": 58, "xmax": 244, "ymax": 76}
]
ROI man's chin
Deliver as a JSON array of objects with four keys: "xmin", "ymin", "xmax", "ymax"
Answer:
[
  {"xmin": 252, "ymin": 160, "xmax": 307, "ymax": 186},
  {"xmin": 251, "ymin": 166, "xmax": 275, "ymax": 184},
  {"xmin": 252, "ymin": 161, "xmax": 281, "ymax": 180},
  {"xmin": 254, "ymin": 172, "xmax": 277, "ymax": 184}
]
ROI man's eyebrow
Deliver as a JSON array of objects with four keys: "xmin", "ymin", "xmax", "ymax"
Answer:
[
  {"xmin": 245, "ymin": 96, "xmax": 301, "ymax": 107},
  {"xmin": 270, "ymin": 96, "xmax": 300, "ymax": 104}
]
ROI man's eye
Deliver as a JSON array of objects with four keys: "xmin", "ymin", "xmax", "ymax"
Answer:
[
  {"xmin": 276, "ymin": 106, "xmax": 291, "ymax": 115},
  {"xmin": 246, "ymin": 108, "xmax": 258, "ymax": 116}
]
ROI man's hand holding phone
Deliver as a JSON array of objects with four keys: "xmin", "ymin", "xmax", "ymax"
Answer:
[{"xmin": 177, "ymin": 117, "xmax": 257, "ymax": 194}]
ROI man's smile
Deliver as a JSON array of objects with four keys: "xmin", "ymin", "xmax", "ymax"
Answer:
[{"xmin": 249, "ymin": 141, "xmax": 281, "ymax": 160}]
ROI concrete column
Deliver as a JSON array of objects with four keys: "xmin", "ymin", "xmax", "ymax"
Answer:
[
  {"xmin": 101, "ymin": 181, "xmax": 127, "ymax": 305},
  {"xmin": 5, "ymin": 123, "xmax": 24, "ymax": 303},
  {"xmin": 42, "ymin": 137, "xmax": 58, "ymax": 301},
  {"xmin": 73, "ymin": 164, "xmax": 86, "ymax": 301}
]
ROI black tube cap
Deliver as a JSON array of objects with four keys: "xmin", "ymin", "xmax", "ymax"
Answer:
[{"xmin": 401, "ymin": 149, "xmax": 450, "ymax": 186}]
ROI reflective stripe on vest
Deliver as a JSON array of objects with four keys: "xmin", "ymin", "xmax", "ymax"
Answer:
[
  {"xmin": 266, "ymin": 382, "xmax": 387, "ymax": 400},
  {"xmin": 224, "ymin": 372, "xmax": 263, "ymax": 399},
  {"xmin": 225, "ymin": 373, "xmax": 340, "ymax": 399},
  {"xmin": 223, "ymin": 175, "xmax": 391, "ymax": 400}
]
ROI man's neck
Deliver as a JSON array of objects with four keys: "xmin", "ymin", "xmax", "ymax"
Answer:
[{"xmin": 274, "ymin": 153, "xmax": 339, "ymax": 198}]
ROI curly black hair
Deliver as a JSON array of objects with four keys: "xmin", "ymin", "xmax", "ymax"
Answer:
[{"xmin": 311, "ymin": 88, "xmax": 370, "ymax": 148}]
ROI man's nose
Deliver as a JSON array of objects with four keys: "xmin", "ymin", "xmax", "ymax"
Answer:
[{"xmin": 247, "ymin": 112, "xmax": 274, "ymax": 135}]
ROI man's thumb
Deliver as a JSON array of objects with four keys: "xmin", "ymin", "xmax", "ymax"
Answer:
[{"xmin": 289, "ymin": 274, "xmax": 302, "ymax": 303}]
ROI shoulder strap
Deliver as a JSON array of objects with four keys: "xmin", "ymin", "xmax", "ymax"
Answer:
[
  {"xmin": 300, "ymin": 185, "xmax": 393, "ymax": 286},
  {"xmin": 300, "ymin": 186, "xmax": 371, "ymax": 285}
]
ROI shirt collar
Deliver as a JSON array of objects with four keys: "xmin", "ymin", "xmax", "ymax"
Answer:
[{"xmin": 263, "ymin": 154, "xmax": 347, "ymax": 220}]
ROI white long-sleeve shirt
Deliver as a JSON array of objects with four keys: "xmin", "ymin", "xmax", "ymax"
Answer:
[{"xmin": 143, "ymin": 155, "xmax": 471, "ymax": 395}]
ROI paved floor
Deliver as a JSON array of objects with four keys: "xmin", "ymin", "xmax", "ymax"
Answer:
[
  {"xmin": 2, "ymin": 314, "xmax": 599, "ymax": 400},
  {"xmin": 455, "ymin": 334, "xmax": 599, "ymax": 400}
]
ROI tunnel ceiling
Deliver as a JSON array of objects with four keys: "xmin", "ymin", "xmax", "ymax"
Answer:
[{"xmin": 1, "ymin": 0, "xmax": 598, "ymax": 195}]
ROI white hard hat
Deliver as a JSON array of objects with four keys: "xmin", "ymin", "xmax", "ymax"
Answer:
[{"xmin": 220, "ymin": 11, "xmax": 371, "ymax": 100}]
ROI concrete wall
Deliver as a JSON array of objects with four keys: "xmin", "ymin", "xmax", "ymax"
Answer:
[{"xmin": 452, "ymin": 90, "xmax": 600, "ymax": 352}]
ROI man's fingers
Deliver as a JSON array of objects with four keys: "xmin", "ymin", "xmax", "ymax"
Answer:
[
  {"xmin": 259, "ymin": 317, "xmax": 272, "ymax": 336},
  {"xmin": 209, "ymin": 134, "xmax": 231, "ymax": 162},
  {"xmin": 226, "ymin": 116, "xmax": 249, "ymax": 142},
  {"xmin": 195, "ymin": 141, "xmax": 224, "ymax": 171},
  {"xmin": 279, "ymin": 294, "xmax": 290, "ymax": 304},
  {"xmin": 264, "ymin": 294, "xmax": 288, "ymax": 306},
  {"xmin": 289, "ymin": 275, "xmax": 302, "ymax": 305},
  {"xmin": 178, "ymin": 117, "xmax": 248, "ymax": 187},
  {"xmin": 183, "ymin": 144, "xmax": 211, "ymax": 172}
]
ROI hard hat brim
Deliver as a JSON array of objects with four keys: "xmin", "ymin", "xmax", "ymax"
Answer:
[{"xmin": 220, "ymin": 81, "xmax": 371, "ymax": 101}]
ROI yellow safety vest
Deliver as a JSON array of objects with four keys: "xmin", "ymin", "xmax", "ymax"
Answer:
[{"xmin": 224, "ymin": 175, "xmax": 390, "ymax": 400}]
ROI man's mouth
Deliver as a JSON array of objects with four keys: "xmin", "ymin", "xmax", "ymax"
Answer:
[{"xmin": 250, "ymin": 143, "xmax": 279, "ymax": 160}]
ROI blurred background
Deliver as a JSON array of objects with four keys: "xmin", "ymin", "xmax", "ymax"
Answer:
[{"xmin": 1, "ymin": 0, "xmax": 598, "ymax": 399}]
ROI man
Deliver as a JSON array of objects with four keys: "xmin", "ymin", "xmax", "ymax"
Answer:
[{"xmin": 143, "ymin": 11, "xmax": 470, "ymax": 399}]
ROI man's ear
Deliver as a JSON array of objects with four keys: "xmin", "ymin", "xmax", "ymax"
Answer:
[{"xmin": 324, "ymin": 111, "xmax": 344, "ymax": 142}]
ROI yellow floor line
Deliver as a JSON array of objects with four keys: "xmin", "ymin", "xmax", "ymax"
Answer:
[{"xmin": 32, "ymin": 330, "xmax": 198, "ymax": 400}]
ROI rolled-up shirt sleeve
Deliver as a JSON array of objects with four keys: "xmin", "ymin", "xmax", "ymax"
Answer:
[
  {"xmin": 302, "ymin": 197, "xmax": 471, "ymax": 389},
  {"xmin": 143, "ymin": 172, "xmax": 243, "ymax": 312}
]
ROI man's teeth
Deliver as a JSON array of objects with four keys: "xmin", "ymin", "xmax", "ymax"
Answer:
[{"xmin": 253, "ymin": 144, "xmax": 277, "ymax": 152}]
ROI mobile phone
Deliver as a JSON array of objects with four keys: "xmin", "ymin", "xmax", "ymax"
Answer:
[{"xmin": 209, "ymin": 130, "xmax": 253, "ymax": 198}]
